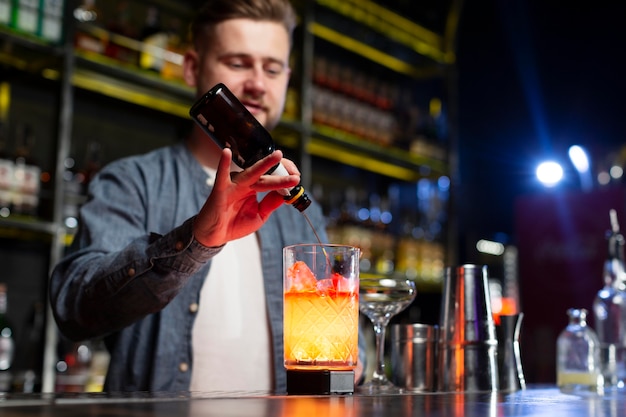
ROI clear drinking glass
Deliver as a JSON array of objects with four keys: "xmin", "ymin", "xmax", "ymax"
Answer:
[
  {"xmin": 358, "ymin": 277, "xmax": 416, "ymax": 393},
  {"xmin": 283, "ymin": 244, "xmax": 360, "ymax": 370}
]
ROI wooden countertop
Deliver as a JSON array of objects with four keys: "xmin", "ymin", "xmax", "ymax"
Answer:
[{"xmin": 0, "ymin": 386, "xmax": 623, "ymax": 416}]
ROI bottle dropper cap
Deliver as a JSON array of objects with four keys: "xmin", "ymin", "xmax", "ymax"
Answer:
[
  {"xmin": 285, "ymin": 185, "xmax": 311, "ymax": 212},
  {"xmin": 271, "ymin": 163, "xmax": 312, "ymax": 212}
]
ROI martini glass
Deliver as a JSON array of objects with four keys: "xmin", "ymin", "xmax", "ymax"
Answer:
[{"xmin": 358, "ymin": 277, "xmax": 416, "ymax": 394}]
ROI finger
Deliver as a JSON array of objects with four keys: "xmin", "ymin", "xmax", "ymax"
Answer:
[
  {"xmin": 257, "ymin": 191, "xmax": 288, "ymax": 220},
  {"xmin": 280, "ymin": 158, "xmax": 300, "ymax": 175},
  {"xmin": 239, "ymin": 150, "xmax": 284, "ymax": 183},
  {"xmin": 213, "ymin": 148, "xmax": 234, "ymax": 190},
  {"xmin": 250, "ymin": 174, "xmax": 300, "ymax": 192}
]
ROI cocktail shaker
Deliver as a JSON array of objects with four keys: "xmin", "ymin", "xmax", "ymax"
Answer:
[{"xmin": 437, "ymin": 264, "xmax": 499, "ymax": 392}]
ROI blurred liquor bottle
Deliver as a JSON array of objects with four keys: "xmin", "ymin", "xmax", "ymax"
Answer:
[
  {"xmin": 12, "ymin": 301, "xmax": 44, "ymax": 393},
  {"xmin": 104, "ymin": 1, "xmax": 138, "ymax": 64},
  {"xmin": 310, "ymin": 55, "xmax": 399, "ymax": 147},
  {"xmin": 592, "ymin": 209, "xmax": 626, "ymax": 388},
  {"xmin": 40, "ymin": 0, "xmax": 64, "ymax": 43},
  {"xmin": 55, "ymin": 340, "xmax": 92, "ymax": 392},
  {"xmin": 11, "ymin": 0, "xmax": 39, "ymax": 35},
  {"xmin": 0, "ymin": 283, "xmax": 15, "ymax": 392},
  {"xmin": 0, "ymin": 122, "xmax": 13, "ymax": 216},
  {"xmin": 160, "ymin": 16, "xmax": 187, "ymax": 82},
  {"xmin": 556, "ymin": 308, "xmax": 603, "ymax": 393},
  {"xmin": 0, "ymin": 0, "xmax": 12, "ymax": 26},
  {"xmin": 139, "ymin": 5, "xmax": 168, "ymax": 73},
  {"xmin": 74, "ymin": 0, "xmax": 105, "ymax": 55},
  {"xmin": 11, "ymin": 123, "xmax": 41, "ymax": 217}
]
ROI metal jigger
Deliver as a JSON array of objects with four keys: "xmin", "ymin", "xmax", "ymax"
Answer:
[{"xmin": 496, "ymin": 313, "xmax": 526, "ymax": 392}]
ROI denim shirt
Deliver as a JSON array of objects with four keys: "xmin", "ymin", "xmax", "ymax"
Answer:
[{"xmin": 49, "ymin": 143, "xmax": 366, "ymax": 393}]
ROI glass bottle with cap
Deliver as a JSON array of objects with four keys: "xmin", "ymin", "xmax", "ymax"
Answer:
[
  {"xmin": 556, "ymin": 308, "xmax": 604, "ymax": 393},
  {"xmin": 190, "ymin": 83, "xmax": 311, "ymax": 212},
  {"xmin": 593, "ymin": 209, "xmax": 626, "ymax": 389}
]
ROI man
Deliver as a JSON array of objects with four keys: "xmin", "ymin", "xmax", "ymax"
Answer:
[{"xmin": 50, "ymin": 0, "xmax": 365, "ymax": 393}]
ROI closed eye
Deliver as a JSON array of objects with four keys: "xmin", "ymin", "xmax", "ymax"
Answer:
[{"xmin": 264, "ymin": 62, "xmax": 286, "ymax": 78}]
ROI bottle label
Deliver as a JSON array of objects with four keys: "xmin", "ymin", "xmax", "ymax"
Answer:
[
  {"xmin": 21, "ymin": 164, "xmax": 41, "ymax": 194},
  {"xmin": 40, "ymin": 0, "xmax": 63, "ymax": 42},
  {"xmin": 12, "ymin": 161, "xmax": 40, "ymax": 215},
  {"xmin": 0, "ymin": 159, "xmax": 13, "ymax": 189},
  {"xmin": 0, "ymin": 0, "xmax": 11, "ymax": 25},
  {"xmin": 0, "ymin": 159, "xmax": 12, "ymax": 209},
  {"xmin": 15, "ymin": 0, "xmax": 39, "ymax": 34}
]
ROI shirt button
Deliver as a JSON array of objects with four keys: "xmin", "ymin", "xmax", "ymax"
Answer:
[
  {"xmin": 179, "ymin": 362, "xmax": 189, "ymax": 373},
  {"xmin": 175, "ymin": 241, "xmax": 184, "ymax": 251},
  {"xmin": 127, "ymin": 268, "xmax": 136, "ymax": 277},
  {"xmin": 189, "ymin": 303, "xmax": 199, "ymax": 313}
]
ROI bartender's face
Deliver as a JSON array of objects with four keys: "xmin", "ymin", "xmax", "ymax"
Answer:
[{"xmin": 184, "ymin": 18, "xmax": 291, "ymax": 130}]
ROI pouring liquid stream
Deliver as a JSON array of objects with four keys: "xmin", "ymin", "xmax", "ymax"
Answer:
[{"xmin": 301, "ymin": 212, "xmax": 333, "ymax": 274}]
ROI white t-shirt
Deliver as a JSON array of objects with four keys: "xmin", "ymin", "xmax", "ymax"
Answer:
[{"xmin": 189, "ymin": 226, "xmax": 272, "ymax": 391}]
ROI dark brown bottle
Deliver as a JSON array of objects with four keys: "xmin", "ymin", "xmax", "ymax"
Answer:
[{"xmin": 190, "ymin": 83, "xmax": 311, "ymax": 212}]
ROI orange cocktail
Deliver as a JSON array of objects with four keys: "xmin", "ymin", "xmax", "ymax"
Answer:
[{"xmin": 283, "ymin": 245, "xmax": 360, "ymax": 370}]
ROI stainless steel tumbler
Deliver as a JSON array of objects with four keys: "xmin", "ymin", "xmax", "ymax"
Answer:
[
  {"xmin": 437, "ymin": 264, "xmax": 499, "ymax": 392},
  {"xmin": 390, "ymin": 324, "xmax": 438, "ymax": 392}
]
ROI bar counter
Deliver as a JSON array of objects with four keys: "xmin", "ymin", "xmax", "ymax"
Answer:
[{"xmin": 1, "ymin": 386, "xmax": 623, "ymax": 417}]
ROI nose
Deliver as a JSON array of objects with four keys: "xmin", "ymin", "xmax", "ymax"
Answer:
[{"xmin": 242, "ymin": 64, "xmax": 266, "ymax": 97}]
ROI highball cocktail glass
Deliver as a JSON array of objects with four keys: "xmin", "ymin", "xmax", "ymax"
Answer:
[{"xmin": 283, "ymin": 244, "xmax": 360, "ymax": 371}]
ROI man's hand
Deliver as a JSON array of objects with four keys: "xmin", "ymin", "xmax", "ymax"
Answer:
[{"xmin": 192, "ymin": 148, "xmax": 300, "ymax": 247}]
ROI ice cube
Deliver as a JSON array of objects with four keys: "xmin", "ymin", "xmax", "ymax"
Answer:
[
  {"xmin": 287, "ymin": 261, "xmax": 318, "ymax": 292},
  {"xmin": 334, "ymin": 274, "xmax": 356, "ymax": 293},
  {"xmin": 316, "ymin": 278, "xmax": 335, "ymax": 294}
]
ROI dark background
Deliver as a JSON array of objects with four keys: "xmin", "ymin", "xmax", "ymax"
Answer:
[
  {"xmin": 453, "ymin": 0, "xmax": 626, "ymax": 382},
  {"xmin": 455, "ymin": 0, "xmax": 626, "ymax": 250}
]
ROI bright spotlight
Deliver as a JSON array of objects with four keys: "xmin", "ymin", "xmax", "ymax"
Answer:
[
  {"xmin": 536, "ymin": 161, "xmax": 564, "ymax": 187},
  {"xmin": 568, "ymin": 145, "xmax": 589, "ymax": 173}
]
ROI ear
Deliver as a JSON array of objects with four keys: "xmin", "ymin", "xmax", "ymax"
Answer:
[{"xmin": 183, "ymin": 49, "xmax": 199, "ymax": 88}]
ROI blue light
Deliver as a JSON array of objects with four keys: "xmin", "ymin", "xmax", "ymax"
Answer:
[
  {"xmin": 536, "ymin": 161, "xmax": 563, "ymax": 187},
  {"xmin": 438, "ymin": 176, "xmax": 450, "ymax": 191},
  {"xmin": 357, "ymin": 208, "xmax": 370, "ymax": 222}
]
